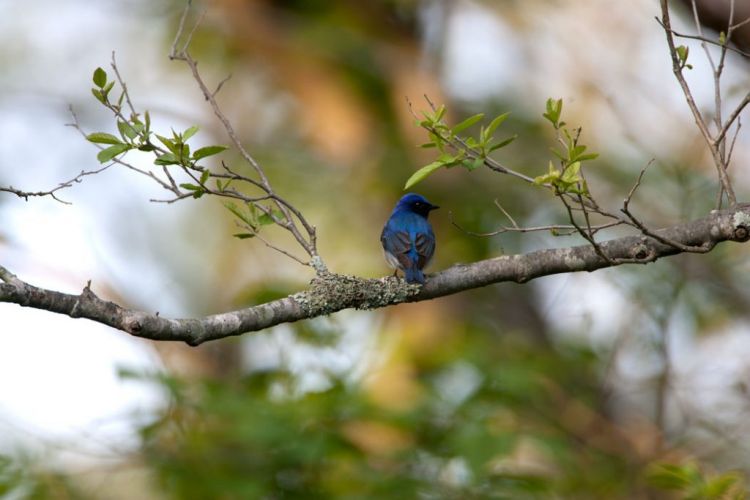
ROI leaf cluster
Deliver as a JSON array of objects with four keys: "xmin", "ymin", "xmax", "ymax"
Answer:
[
  {"xmin": 129, "ymin": 331, "xmax": 657, "ymax": 499},
  {"xmin": 534, "ymin": 98, "xmax": 598, "ymax": 196},
  {"xmin": 676, "ymin": 45, "xmax": 694, "ymax": 70},
  {"xmin": 86, "ymin": 67, "xmax": 227, "ymax": 199},
  {"xmin": 224, "ymin": 201, "xmax": 284, "ymax": 240},
  {"xmin": 647, "ymin": 461, "xmax": 746, "ymax": 499},
  {"xmin": 405, "ymin": 104, "xmax": 517, "ymax": 190}
]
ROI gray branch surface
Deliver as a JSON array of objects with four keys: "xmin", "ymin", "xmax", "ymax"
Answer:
[{"xmin": 2, "ymin": 205, "xmax": 749, "ymax": 345}]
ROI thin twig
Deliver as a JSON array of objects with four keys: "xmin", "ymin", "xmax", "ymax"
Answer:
[
  {"xmin": 714, "ymin": 92, "xmax": 750, "ymax": 146},
  {"xmin": 170, "ymin": 0, "xmax": 193, "ymax": 58},
  {"xmin": 213, "ymin": 74, "xmax": 232, "ymax": 98},
  {"xmin": 495, "ymin": 199, "xmax": 519, "ymax": 228},
  {"xmin": 690, "ymin": 0, "xmax": 717, "ymax": 73},
  {"xmin": 714, "ymin": 0, "xmax": 733, "ymax": 81},
  {"xmin": 253, "ymin": 233, "xmax": 310, "ymax": 267},
  {"xmin": 620, "ymin": 204, "xmax": 713, "ymax": 253},
  {"xmin": 67, "ymin": 105, "xmax": 176, "ymax": 193},
  {"xmin": 731, "ymin": 14, "xmax": 750, "ymax": 30},
  {"xmin": 728, "ymin": 115, "xmax": 742, "ymax": 166},
  {"xmin": 450, "ymin": 214, "xmax": 621, "ymax": 237},
  {"xmin": 168, "ymin": 5, "xmax": 320, "ymax": 265},
  {"xmin": 659, "ymin": 0, "xmax": 737, "ymax": 206},
  {"xmin": 110, "ymin": 52, "xmax": 137, "ymax": 117},
  {"xmin": 558, "ymin": 191, "xmax": 614, "ymax": 264},
  {"xmin": 183, "ymin": 9, "xmax": 205, "ymax": 55},
  {"xmin": 407, "ymin": 95, "xmax": 536, "ymax": 185},
  {"xmin": 623, "ymin": 160, "xmax": 654, "ymax": 211},
  {"xmin": 150, "ymin": 192, "xmax": 194, "ymax": 204},
  {"xmin": 0, "ymin": 165, "xmax": 112, "ymax": 205},
  {"xmin": 653, "ymin": 20, "xmax": 750, "ymax": 58}
]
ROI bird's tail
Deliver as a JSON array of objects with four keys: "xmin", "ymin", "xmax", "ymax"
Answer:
[{"xmin": 404, "ymin": 267, "xmax": 426, "ymax": 285}]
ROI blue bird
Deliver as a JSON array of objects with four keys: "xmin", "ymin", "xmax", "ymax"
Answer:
[{"xmin": 381, "ymin": 193, "xmax": 439, "ymax": 284}]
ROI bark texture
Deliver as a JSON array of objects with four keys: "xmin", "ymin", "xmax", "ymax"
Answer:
[{"xmin": 2, "ymin": 205, "xmax": 749, "ymax": 345}]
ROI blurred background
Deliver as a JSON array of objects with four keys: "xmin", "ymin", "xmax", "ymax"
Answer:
[{"xmin": 1, "ymin": 0, "xmax": 750, "ymax": 497}]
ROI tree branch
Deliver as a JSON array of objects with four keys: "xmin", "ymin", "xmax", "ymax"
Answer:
[
  {"xmin": 167, "ymin": 4, "xmax": 323, "ymax": 271},
  {"xmin": 2, "ymin": 205, "xmax": 748, "ymax": 346},
  {"xmin": 0, "ymin": 165, "xmax": 112, "ymax": 204},
  {"xmin": 659, "ymin": 0, "xmax": 738, "ymax": 206}
]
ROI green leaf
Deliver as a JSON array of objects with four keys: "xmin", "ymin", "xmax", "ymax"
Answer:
[
  {"xmin": 569, "ymin": 144, "xmax": 587, "ymax": 160},
  {"xmin": 233, "ymin": 233, "xmax": 256, "ymax": 239},
  {"xmin": 193, "ymin": 145, "xmax": 228, "ymax": 161},
  {"xmin": 183, "ymin": 125, "xmax": 199, "ymax": 142},
  {"xmin": 434, "ymin": 104, "xmax": 446, "ymax": 122},
  {"xmin": 719, "ymin": 31, "xmax": 727, "ymax": 45},
  {"xmin": 223, "ymin": 201, "xmax": 244, "ymax": 220},
  {"xmin": 223, "ymin": 201, "xmax": 257, "ymax": 227},
  {"xmin": 576, "ymin": 152, "xmax": 599, "ymax": 162},
  {"xmin": 543, "ymin": 98, "xmax": 563, "ymax": 127},
  {"xmin": 485, "ymin": 112, "xmax": 510, "ymax": 138},
  {"xmin": 438, "ymin": 150, "xmax": 464, "ymax": 168},
  {"xmin": 534, "ymin": 162, "xmax": 561, "ymax": 185},
  {"xmin": 155, "ymin": 134, "xmax": 179, "ymax": 155},
  {"xmin": 180, "ymin": 183, "xmax": 201, "ymax": 191},
  {"xmin": 91, "ymin": 88, "xmax": 105, "ymax": 104},
  {"xmin": 550, "ymin": 148, "xmax": 567, "ymax": 161},
  {"xmin": 404, "ymin": 161, "xmax": 444, "ymax": 190},
  {"xmin": 452, "ymin": 113, "xmax": 484, "ymax": 134},
  {"xmin": 87, "ymin": 132, "xmax": 123, "ymax": 145},
  {"xmin": 534, "ymin": 173, "xmax": 558, "ymax": 185},
  {"xmin": 97, "ymin": 143, "xmax": 130, "ymax": 163},
  {"xmin": 479, "ymin": 125, "xmax": 488, "ymax": 144},
  {"xmin": 488, "ymin": 134, "xmax": 517, "ymax": 152},
  {"xmin": 463, "ymin": 157, "xmax": 484, "ymax": 171},
  {"xmin": 154, "ymin": 153, "xmax": 180, "ymax": 166},
  {"xmin": 561, "ymin": 161, "xmax": 581, "ymax": 184},
  {"xmin": 199, "ymin": 169, "xmax": 210, "ymax": 185},
  {"xmin": 702, "ymin": 473, "xmax": 740, "ymax": 498},
  {"xmin": 117, "ymin": 121, "xmax": 138, "ymax": 140},
  {"xmin": 102, "ymin": 81, "xmax": 115, "ymax": 97},
  {"xmin": 534, "ymin": 174, "xmax": 553, "ymax": 185},
  {"xmin": 579, "ymin": 178, "xmax": 590, "ymax": 196},
  {"xmin": 418, "ymin": 142, "xmax": 436, "ymax": 148},
  {"xmin": 259, "ymin": 209, "xmax": 284, "ymax": 226},
  {"xmin": 646, "ymin": 463, "xmax": 698, "ymax": 491},
  {"xmin": 676, "ymin": 45, "xmax": 689, "ymax": 65},
  {"xmin": 93, "ymin": 67, "xmax": 107, "ymax": 88},
  {"xmin": 562, "ymin": 127, "xmax": 573, "ymax": 144}
]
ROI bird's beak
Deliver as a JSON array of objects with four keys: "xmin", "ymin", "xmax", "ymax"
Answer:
[{"xmin": 430, "ymin": 204, "xmax": 440, "ymax": 210}]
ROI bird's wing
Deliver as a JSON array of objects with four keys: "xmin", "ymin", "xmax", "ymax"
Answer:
[
  {"xmin": 381, "ymin": 227, "xmax": 415, "ymax": 270},
  {"xmin": 415, "ymin": 231, "xmax": 435, "ymax": 269}
]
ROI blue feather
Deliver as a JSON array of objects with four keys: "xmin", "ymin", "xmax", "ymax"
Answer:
[{"xmin": 380, "ymin": 193, "xmax": 438, "ymax": 284}]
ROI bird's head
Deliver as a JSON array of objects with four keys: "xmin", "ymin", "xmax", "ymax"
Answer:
[{"xmin": 396, "ymin": 193, "xmax": 440, "ymax": 217}]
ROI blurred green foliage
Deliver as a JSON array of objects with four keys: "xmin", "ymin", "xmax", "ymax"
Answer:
[
  {"xmin": 0, "ymin": 454, "xmax": 87, "ymax": 500},
  {"xmin": 125, "ymin": 330, "xmax": 656, "ymax": 499},
  {"xmin": 647, "ymin": 462, "xmax": 746, "ymax": 499}
]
